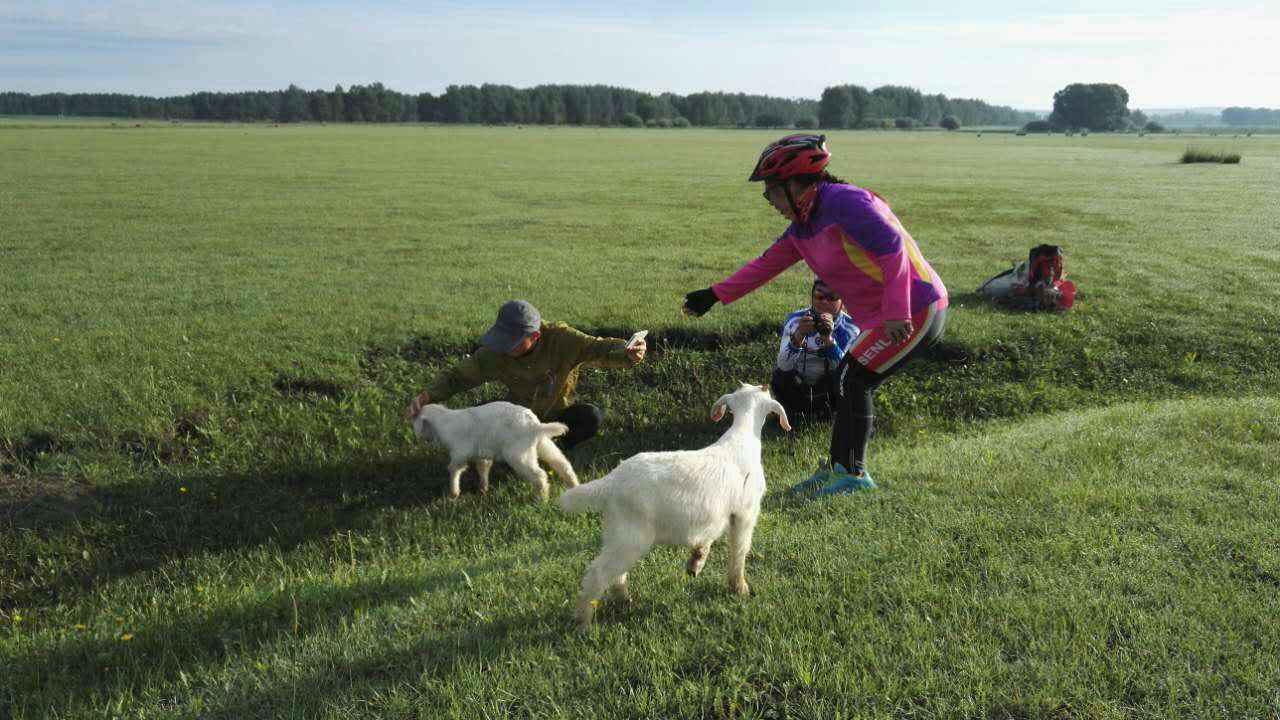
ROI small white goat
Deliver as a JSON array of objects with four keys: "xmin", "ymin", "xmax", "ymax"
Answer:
[
  {"xmin": 559, "ymin": 383, "xmax": 790, "ymax": 630},
  {"xmin": 412, "ymin": 402, "xmax": 579, "ymax": 502}
]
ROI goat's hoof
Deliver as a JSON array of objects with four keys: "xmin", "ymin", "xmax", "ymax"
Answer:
[
  {"xmin": 686, "ymin": 549, "xmax": 707, "ymax": 577},
  {"xmin": 729, "ymin": 581, "xmax": 750, "ymax": 595}
]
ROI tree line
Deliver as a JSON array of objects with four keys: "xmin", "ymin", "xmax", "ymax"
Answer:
[
  {"xmin": 0, "ymin": 83, "xmax": 817, "ymax": 126},
  {"xmin": 0, "ymin": 84, "xmax": 415, "ymax": 123},
  {"xmin": 1220, "ymin": 107, "xmax": 1280, "ymax": 127},
  {"xmin": 817, "ymin": 84, "xmax": 1036, "ymax": 128},
  {"xmin": 1, "ymin": 81, "xmax": 1030, "ymax": 128}
]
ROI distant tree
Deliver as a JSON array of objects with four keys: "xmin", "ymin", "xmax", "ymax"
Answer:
[
  {"xmin": 281, "ymin": 84, "xmax": 307, "ymax": 122},
  {"xmin": 754, "ymin": 112, "xmax": 785, "ymax": 128},
  {"xmin": 416, "ymin": 93, "xmax": 437, "ymax": 122},
  {"xmin": 1024, "ymin": 119, "xmax": 1052, "ymax": 133},
  {"xmin": 621, "ymin": 112, "xmax": 643, "ymax": 127},
  {"xmin": 894, "ymin": 117, "xmax": 917, "ymax": 130},
  {"xmin": 671, "ymin": 116, "xmax": 690, "ymax": 128},
  {"xmin": 326, "ymin": 85, "xmax": 344, "ymax": 122},
  {"xmin": 309, "ymin": 90, "xmax": 331, "ymax": 121},
  {"xmin": 819, "ymin": 86, "xmax": 852, "ymax": 128},
  {"xmin": 940, "ymin": 115, "xmax": 959, "ymax": 131},
  {"xmin": 635, "ymin": 95, "xmax": 656, "ymax": 121},
  {"xmin": 1144, "ymin": 120, "xmax": 1166, "ymax": 134},
  {"xmin": 794, "ymin": 116, "xmax": 817, "ymax": 129},
  {"xmin": 1130, "ymin": 109, "xmax": 1148, "ymax": 128},
  {"xmin": 1051, "ymin": 83, "xmax": 1130, "ymax": 131}
]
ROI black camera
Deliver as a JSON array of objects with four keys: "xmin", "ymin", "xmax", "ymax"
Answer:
[{"xmin": 808, "ymin": 309, "xmax": 833, "ymax": 337}]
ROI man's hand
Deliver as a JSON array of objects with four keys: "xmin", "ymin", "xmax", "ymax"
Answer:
[
  {"xmin": 884, "ymin": 319, "xmax": 913, "ymax": 344},
  {"xmin": 627, "ymin": 339, "xmax": 647, "ymax": 364},
  {"xmin": 794, "ymin": 316, "xmax": 816, "ymax": 336},
  {"xmin": 407, "ymin": 390, "xmax": 430, "ymax": 420}
]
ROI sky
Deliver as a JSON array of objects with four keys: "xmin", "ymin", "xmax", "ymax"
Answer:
[{"xmin": 2, "ymin": 0, "xmax": 1278, "ymax": 111}]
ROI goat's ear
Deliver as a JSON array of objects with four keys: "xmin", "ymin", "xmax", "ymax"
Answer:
[
  {"xmin": 710, "ymin": 394, "xmax": 732, "ymax": 422},
  {"xmin": 767, "ymin": 399, "xmax": 791, "ymax": 432},
  {"xmin": 413, "ymin": 415, "xmax": 434, "ymax": 441}
]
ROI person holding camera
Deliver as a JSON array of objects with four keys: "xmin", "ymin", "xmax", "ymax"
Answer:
[
  {"xmin": 771, "ymin": 278, "xmax": 858, "ymax": 424},
  {"xmin": 407, "ymin": 300, "xmax": 646, "ymax": 449},
  {"xmin": 682, "ymin": 134, "xmax": 948, "ymax": 496}
]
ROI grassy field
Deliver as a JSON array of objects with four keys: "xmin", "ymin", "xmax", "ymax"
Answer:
[{"xmin": 2, "ymin": 121, "xmax": 1278, "ymax": 718}]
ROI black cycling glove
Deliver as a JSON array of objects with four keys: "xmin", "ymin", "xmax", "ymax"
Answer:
[{"xmin": 683, "ymin": 287, "xmax": 720, "ymax": 317}]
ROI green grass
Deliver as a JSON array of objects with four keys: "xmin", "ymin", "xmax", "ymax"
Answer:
[
  {"xmin": 1181, "ymin": 147, "xmax": 1243, "ymax": 164},
  {"xmin": 2, "ymin": 122, "xmax": 1279, "ymax": 718}
]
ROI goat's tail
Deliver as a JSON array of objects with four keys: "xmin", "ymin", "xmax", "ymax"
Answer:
[
  {"xmin": 538, "ymin": 422, "xmax": 569, "ymax": 438},
  {"xmin": 558, "ymin": 474, "xmax": 614, "ymax": 514}
]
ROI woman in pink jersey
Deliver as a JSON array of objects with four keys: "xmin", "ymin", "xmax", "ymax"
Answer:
[{"xmin": 682, "ymin": 134, "xmax": 948, "ymax": 495}]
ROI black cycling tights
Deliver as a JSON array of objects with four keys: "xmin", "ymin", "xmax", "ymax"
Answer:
[{"xmin": 830, "ymin": 306, "xmax": 947, "ymax": 476}]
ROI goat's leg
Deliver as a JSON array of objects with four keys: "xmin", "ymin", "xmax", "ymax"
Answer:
[
  {"xmin": 446, "ymin": 462, "xmax": 467, "ymax": 498},
  {"xmin": 537, "ymin": 436, "xmax": 578, "ymax": 487},
  {"xmin": 509, "ymin": 450, "xmax": 550, "ymax": 503},
  {"xmin": 474, "ymin": 458, "xmax": 494, "ymax": 495},
  {"xmin": 687, "ymin": 542, "xmax": 714, "ymax": 577},
  {"xmin": 727, "ymin": 514, "xmax": 758, "ymax": 595},
  {"xmin": 608, "ymin": 572, "xmax": 630, "ymax": 602},
  {"xmin": 575, "ymin": 542, "xmax": 648, "ymax": 632}
]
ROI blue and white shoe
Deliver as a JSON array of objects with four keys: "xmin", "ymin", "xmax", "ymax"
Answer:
[
  {"xmin": 814, "ymin": 463, "xmax": 876, "ymax": 496},
  {"xmin": 789, "ymin": 466, "xmax": 830, "ymax": 494}
]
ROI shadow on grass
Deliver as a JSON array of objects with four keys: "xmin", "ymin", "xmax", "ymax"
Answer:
[
  {"xmin": 1, "ymin": 413, "xmax": 737, "ymax": 614},
  {"xmin": 0, "ymin": 453, "xmax": 452, "ymax": 609},
  {"xmin": 6, "ymin": 540, "xmax": 592, "ymax": 717},
  {"xmin": 197, "ymin": 606, "xmax": 572, "ymax": 719}
]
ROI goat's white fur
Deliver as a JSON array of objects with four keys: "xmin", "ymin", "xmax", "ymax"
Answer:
[
  {"xmin": 412, "ymin": 402, "xmax": 578, "ymax": 502},
  {"xmin": 559, "ymin": 383, "xmax": 790, "ymax": 630}
]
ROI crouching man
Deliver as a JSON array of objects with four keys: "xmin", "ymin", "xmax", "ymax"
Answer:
[
  {"xmin": 770, "ymin": 279, "xmax": 858, "ymax": 425},
  {"xmin": 407, "ymin": 300, "xmax": 646, "ymax": 448}
]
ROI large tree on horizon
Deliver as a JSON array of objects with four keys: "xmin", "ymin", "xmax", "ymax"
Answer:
[{"xmin": 1050, "ymin": 83, "xmax": 1131, "ymax": 131}]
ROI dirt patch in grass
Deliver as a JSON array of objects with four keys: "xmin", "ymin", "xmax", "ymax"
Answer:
[
  {"xmin": 0, "ymin": 471, "xmax": 95, "ymax": 532},
  {"xmin": 117, "ymin": 408, "xmax": 212, "ymax": 466},
  {"xmin": 1, "ymin": 432, "xmax": 67, "ymax": 468},
  {"xmin": 273, "ymin": 375, "xmax": 348, "ymax": 400}
]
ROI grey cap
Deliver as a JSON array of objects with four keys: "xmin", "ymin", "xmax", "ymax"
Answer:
[{"xmin": 481, "ymin": 300, "xmax": 541, "ymax": 353}]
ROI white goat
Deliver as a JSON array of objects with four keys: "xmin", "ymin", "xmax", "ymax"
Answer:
[
  {"xmin": 559, "ymin": 383, "xmax": 790, "ymax": 630},
  {"xmin": 412, "ymin": 402, "xmax": 578, "ymax": 502}
]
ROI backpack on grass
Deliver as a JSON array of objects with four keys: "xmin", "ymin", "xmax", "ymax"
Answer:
[{"xmin": 978, "ymin": 244, "xmax": 1077, "ymax": 311}]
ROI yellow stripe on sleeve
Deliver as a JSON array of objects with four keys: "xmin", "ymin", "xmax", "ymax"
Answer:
[{"xmin": 838, "ymin": 228, "xmax": 885, "ymax": 284}]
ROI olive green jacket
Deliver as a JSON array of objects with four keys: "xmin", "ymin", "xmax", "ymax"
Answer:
[{"xmin": 424, "ymin": 322, "xmax": 636, "ymax": 421}]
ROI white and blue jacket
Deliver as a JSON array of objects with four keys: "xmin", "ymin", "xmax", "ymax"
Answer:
[{"xmin": 776, "ymin": 309, "xmax": 859, "ymax": 385}]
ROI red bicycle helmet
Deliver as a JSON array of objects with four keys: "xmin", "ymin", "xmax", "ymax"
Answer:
[{"xmin": 748, "ymin": 134, "xmax": 830, "ymax": 182}]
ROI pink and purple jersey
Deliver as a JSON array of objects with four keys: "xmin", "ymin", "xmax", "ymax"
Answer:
[{"xmin": 712, "ymin": 182, "xmax": 948, "ymax": 330}]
